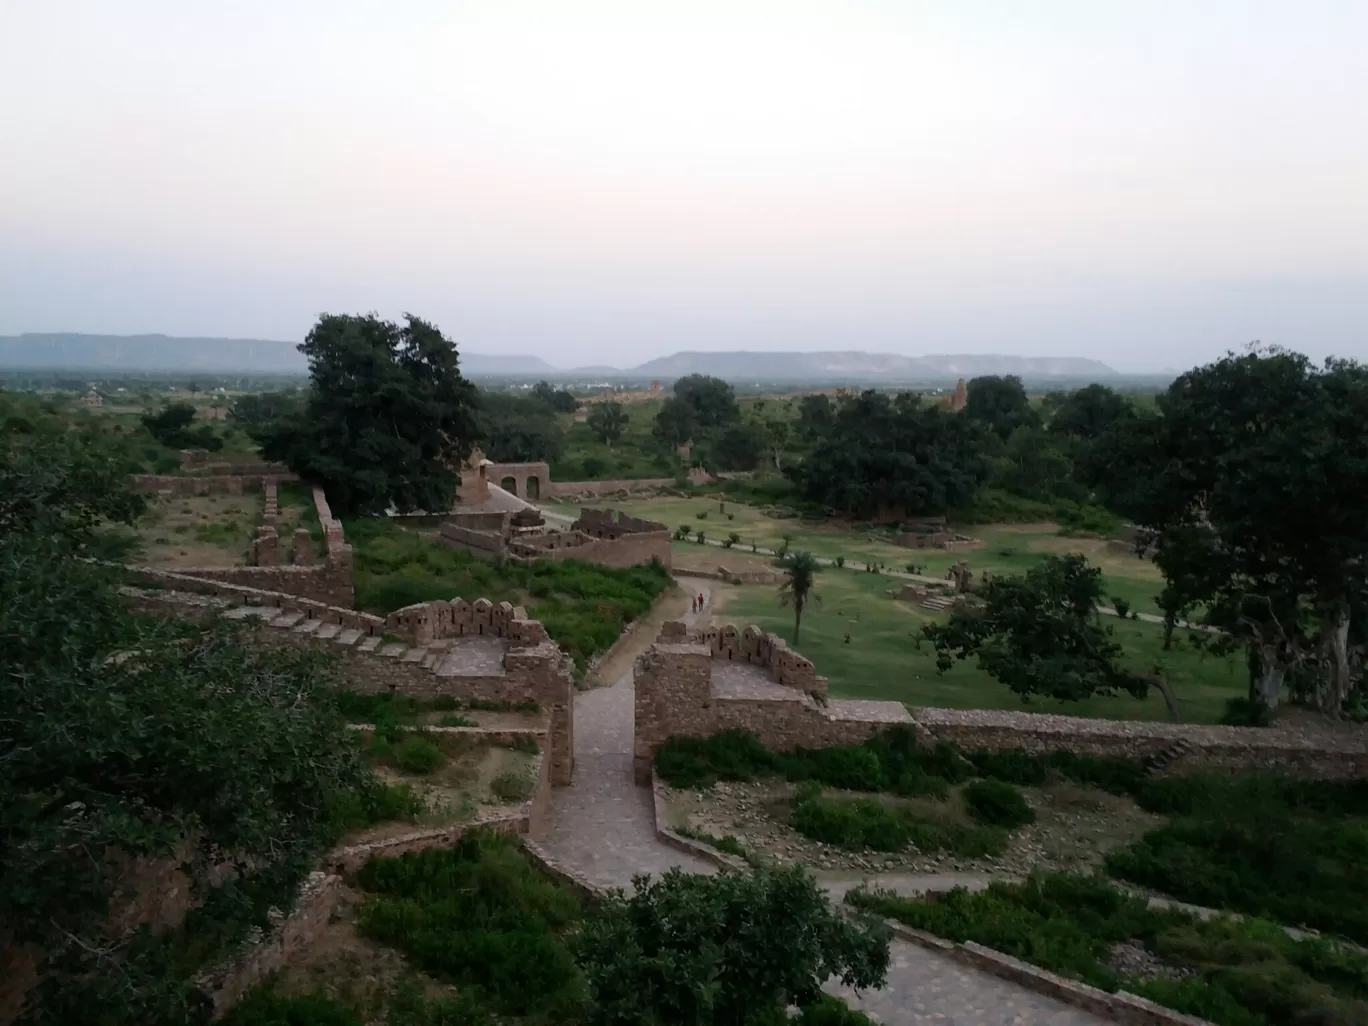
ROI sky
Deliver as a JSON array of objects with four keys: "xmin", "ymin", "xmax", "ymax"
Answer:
[{"xmin": 1, "ymin": 1, "xmax": 1366, "ymax": 372}]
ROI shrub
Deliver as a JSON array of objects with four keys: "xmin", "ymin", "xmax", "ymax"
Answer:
[
  {"xmin": 327, "ymin": 780, "xmax": 426, "ymax": 832},
  {"xmin": 1111, "ymin": 596, "xmax": 1131, "ymax": 619},
  {"xmin": 790, "ymin": 791, "xmax": 1006, "ymax": 856},
  {"xmin": 835, "ymin": 556, "xmax": 845, "ymax": 568},
  {"xmin": 1218, "ymin": 697, "xmax": 1272, "ymax": 727},
  {"xmin": 490, "ymin": 769, "xmax": 534, "ymax": 803},
  {"xmin": 696, "ymin": 510, "xmax": 708, "ymax": 519},
  {"xmin": 963, "ymin": 779, "xmax": 1035, "ymax": 828},
  {"xmin": 654, "ymin": 730, "xmax": 778, "ymax": 788},
  {"xmin": 792, "ymin": 995, "xmax": 877, "ymax": 1025},
  {"xmin": 393, "ymin": 736, "xmax": 444, "ymax": 775},
  {"xmin": 695, "ymin": 530, "xmax": 706, "ymax": 543},
  {"xmin": 782, "ymin": 745, "xmax": 885, "ymax": 791},
  {"xmin": 225, "ymin": 988, "xmax": 362, "ymax": 1026},
  {"xmin": 356, "ymin": 833, "xmax": 582, "ymax": 1017},
  {"xmin": 437, "ymin": 713, "xmax": 474, "ymax": 727}
]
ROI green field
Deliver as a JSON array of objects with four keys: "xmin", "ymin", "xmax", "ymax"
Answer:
[
  {"xmin": 544, "ymin": 494, "xmax": 1168, "ymax": 614},
  {"xmin": 715, "ymin": 570, "xmax": 1243, "ymax": 724}
]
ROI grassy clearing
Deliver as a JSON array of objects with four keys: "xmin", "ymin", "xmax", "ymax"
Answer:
[
  {"xmin": 346, "ymin": 517, "xmax": 671, "ymax": 670},
  {"xmin": 717, "ymin": 571, "xmax": 1243, "ymax": 724},
  {"xmin": 132, "ymin": 491, "xmax": 264, "ymax": 567},
  {"xmin": 849, "ymin": 874, "xmax": 1368, "ymax": 1026}
]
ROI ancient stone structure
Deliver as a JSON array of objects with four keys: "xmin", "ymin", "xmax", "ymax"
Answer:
[
  {"xmin": 632, "ymin": 620, "xmax": 912, "ymax": 783},
  {"xmin": 438, "ymin": 507, "xmax": 672, "ymax": 570},
  {"xmin": 891, "ymin": 517, "xmax": 985, "ymax": 552},
  {"xmin": 485, "ymin": 459, "xmax": 551, "ymax": 501},
  {"xmin": 949, "ymin": 559, "xmax": 974, "ymax": 593},
  {"xmin": 950, "ymin": 377, "xmax": 968, "ymax": 412},
  {"xmin": 136, "ymin": 484, "xmax": 356, "ymax": 607},
  {"xmin": 458, "ymin": 446, "xmax": 493, "ymax": 505}
]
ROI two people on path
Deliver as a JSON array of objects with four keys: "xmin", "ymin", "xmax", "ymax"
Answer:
[{"xmin": 690, "ymin": 592, "xmax": 706, "ymax": 615}]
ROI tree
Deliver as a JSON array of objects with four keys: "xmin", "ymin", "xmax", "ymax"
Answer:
[
  {"xmin": 0, "ymin": 434, "xmax": 374, "ymax": 1023},
  {"xmin": 671, "ymin": 374, "xmax": 740, "ymax": 429},
  {"xmin": 708, "ymin": 421, "xmax": 765, "ymax": 472},
  {"xmin": 229, "ymin": 390, "xmax": 302, "ymax": 430},
  {"xmin": 573, "ymin": 864, "xmax": 889, "ymax": 1026},
  {"xmin": 477, "ymin": 391, "xmax": 565, "ymax": 463},
  {"xmin": 587, "ymin": 402, "xmax": 629, "ymax": 447},
  {"xmin": 920, "ymin": 555, "xmax": 1171, "ymax": 713},
  {"xmin": 532, "ymin": 380, "xmax": 578, "ymax": 413},
  {"xmin": 141, "ymin": 402, "xmax": 222, "ymax": 451},
  {"xmin": 963, "ymin": 375, "xmax": 1039, "ymax": 441},
  {"xmin": 1047, "ymin": 383, "xmax": 1132, "ymax": 441},
  {"xmin": 989, "ymin": 426, "xmax": 1084, "ymax": 503},
  {"xmin": 653, "ymin": 395, "xmax": 698, "ymax": 449},
  {"xmin": 1125, "ymin": 348, "xmax": 1368, "ymax": 714},
  {"xmin": 787, "ymin": 391, "xmax": 986, "ymax": 518},
  {"xmin": 252, "ymin": 313, "xmax": 479, "ymax": 517},
  {"xmin": 778, "ymin": 550, "xmax": 821, "ymax": 644},
  {"xmin": 794, "ymin": 394, "xmax": 835, "ymax": 447}
]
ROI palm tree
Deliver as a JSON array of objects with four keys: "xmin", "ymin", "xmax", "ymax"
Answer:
[{"xmin": 777, "ymin": 550, "xmax": 820, "ymax": 645}]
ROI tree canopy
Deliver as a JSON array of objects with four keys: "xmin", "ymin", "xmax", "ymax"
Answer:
[
  {"xmin": 574, "ymin": 864, "xmax": 889, "ymax": 1026},
  {"xmin": 921, "ymin": 555, "xmax": 1155, "ymax": 707},
  {"xmin": 531, "ymin": 379, "xmax": 578, "ymax": 413},
  {"xmin": 252, "ymin": 313, "xmax": 479, "ymax": 517},
  {"xmin": 141, "ymin": 402, "xmax": 222, "ymax": 452},
  {"xmin": 586, "ymin": 401, "xmax": 630, "ymax": 447},
  {"xmin": 963, "ymin": 375, "xmax": 1039, "ymax": 441},
  {"xmin": 1, "ymin": 432, "xmax": 373, "ymax": 1024},
  {"xmin": 787, "ymin": 391, "xmax": 986, "ymax": 518},
  {"xmin": 477, "ymin": 390, "xmax": 564, "ymax": 464},
  {"xmin": 1116, "ymin": 347, "xmax": 1368, "ymax": 713}
]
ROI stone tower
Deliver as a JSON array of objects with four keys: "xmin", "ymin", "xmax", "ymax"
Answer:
[{"xmin": 950, "ymin": 377, "xmax": 968, "ymax": 412}]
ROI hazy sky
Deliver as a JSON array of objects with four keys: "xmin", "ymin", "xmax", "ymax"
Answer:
[{"xmin": 2, "ymin": 1, "xmax": 1366, "ymax": 371}]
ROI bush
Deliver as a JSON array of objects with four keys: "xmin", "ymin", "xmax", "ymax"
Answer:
[
  {"xmin": 328, "ymin": 780, "xmax": 426, "ymax": 832},
  {"xmin": 490, "ymin": 769, "xmax": 534, "ymax": 803},
  {"xmin": 790, "ymin": 790, "xmax": 1006, "ymax": 856},
  {"xmin": 654, "ymin": 730, "xmax": 779, "ymax": 788},
  {"xmin": 393, "ymin": 736, "xmax": 444, "ymax": 775},
  {"xmin": 1218, "ymin": 697, "xmax": 1272, "ymax": 727},
  {"xmin": 963, "ymin": 779, "xmax": 1035, "ymax": 828},
  {"xmin": 225, "ymin": 988, "xmax": 362, "ymax": 1026},
  {"xmin": 1111, "ymin": 596, "xmax": 1131, "ymax": 619},
  {"xmin": 835, "ymin": 556, "xmax": 845, "ymax": 568},
  {"xmin": 356, "ymin": 833, "xmax": 582, "ymax": 1017}
]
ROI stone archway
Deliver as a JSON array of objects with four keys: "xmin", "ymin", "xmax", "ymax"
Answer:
[
  {"xmin": 525, "ymin": 475, "xmax": 540, "ymax": 501},
  {"xmin": 500, "ymin": 476, "xmax": 518, "ymax": 495}
]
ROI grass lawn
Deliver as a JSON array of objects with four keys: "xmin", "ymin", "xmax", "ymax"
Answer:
[
  {"xmin": 716, "ymin": 571, "xmax": 1243, "ymax": 724},
  {"xmin": 545, "ymin": 496, "xmax": 1167, "ymax": 615}
]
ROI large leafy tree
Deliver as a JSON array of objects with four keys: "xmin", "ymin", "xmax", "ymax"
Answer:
[
  {"xmin": 963, "ymin": 375, "xmax": 1039, "ymax": 441},
  {"xmin": 1, "ymin": 434, "xmax": 374, "ymax": 1023},
  {"xmin": 531, "ymin": 379, "xmax": 578, "ymax": 413},
  {"xmin": 586, "ymin": 402, "xmax": 630, "ymax": 447},
  {"xmin": 671, "ymin": 374, "xmax": 740, "ymax": 429},
  {"xmin": 787, "ymin": 391, "xmax": 986, "ymax": 518},
  {"xmin": 477, "ymin": 390, "xmax": 565, "ymax": 463},
  {"xmin": 574, "ymin": 864, "xmax": 889, "ymax": 1026},
  {"xmin": 1128, "ymin": 348, "xmax": 1368, "ymax": 713},
  {"xmin": 1047, "ymin": 383, "xmax": 1133, "ymax": 442},
  {"xmin": 253, "ymin": 314, "xmax": 479, "ymax": 517},
  {"xmin": 920, "ymin": 555, "xmax": 1170, "ymax": 713},
  {"xmin": 141, "ymin": 402, "xmax": 222, "ymax": 451}
]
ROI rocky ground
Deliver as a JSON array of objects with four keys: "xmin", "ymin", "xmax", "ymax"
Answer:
[{"xmin": 662, "ymin": 776, "xmax": 1164, "ymax": 876}]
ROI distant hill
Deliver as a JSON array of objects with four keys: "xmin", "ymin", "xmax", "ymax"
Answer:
[
  {"xmin": 626, "ymin": 350, "xmax": 1116, "ymax": 381},
  {"xmin": 0, "ymin": 334, "xmax": 1117, "ymax": 381}
]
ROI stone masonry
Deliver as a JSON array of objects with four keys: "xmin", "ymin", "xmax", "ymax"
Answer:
[
  {"xmin": 633, "ymin": 620, "xmax": 912, "ymax": 783},
  {"xmin": 438, "ymin": 506, "xmax": 671, "ymax": 570}
]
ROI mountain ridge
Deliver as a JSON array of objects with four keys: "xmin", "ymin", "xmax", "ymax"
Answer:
[{"xmin": 0, "ymin": 333, "xmax": 1116, "ymax": 379}]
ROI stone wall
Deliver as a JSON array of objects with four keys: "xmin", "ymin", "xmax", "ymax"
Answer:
[
  {"xmin": 632, "ymin": 620, "xmax": 910, "ymax": 783},
  {"xmin": 914, "ymin": 708, "xmax": 1368, "ymax": 780},
  {"xmin": 436, "ymin": 513, "xmax": 510, "ymax": 557},
  {"xmin": 547, "ymin": 467, "xmax": 713, "ymax": 498},
  {"xmin": 508, "ymin": 526, "xmax": 672, "ymax": 570},
  {"xmin": 485, "ymin": 460, "xmax": 551, "ymax": 501},
  {"xmin": 131, "ymin": 472, "xmax": 297, "ymax": 496},
  {"xmin": 150, "ymin": 485, "xmax": 356, "ymax": 607}
]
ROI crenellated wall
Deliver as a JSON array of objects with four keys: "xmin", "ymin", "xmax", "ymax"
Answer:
[{"xmin": 632, "ymin": 620, "xmax": 910, "ymax": 783}]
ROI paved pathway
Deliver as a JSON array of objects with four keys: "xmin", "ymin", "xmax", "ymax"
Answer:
[{"xmin": 537, "ymin": 586, "xmax": 1109, "ymax": 1025}]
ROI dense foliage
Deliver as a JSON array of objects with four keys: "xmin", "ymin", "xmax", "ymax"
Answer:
[
  {"xmin": 253, "ymin": 313, "xmax": 480, "ymax": 517},
  {"xmin": 356, "ymin": 835, "xmax": 585, "ymax": 1019},
  {"xmin": 850, "ymin": 874, "xmax": 1368, "ymax": 1026},
  {"xmin": 141, "ymin": 402, "xmax": 223, "ymax": 451},
  {"xmin": 1089, "ymin": 347, "xmax": 1368, "ymax": 714},
  {"xmin": 575, "ymin": 863, "xmax": 890, "ymax": 1026},
  {"xmin": 920, "ymin": 554, "xmax": 1156, "ymax": 706},
  {"xmin": 0, "ymin": 433, "xmax": 376, "ymax": 1025},
  {"xmin": 477, "ymin": 389, "xmax": 565, "ymax": 463},
  {"xmin": 786, "ymin": 390, "xmax": 986, "ymax": 518},
  {"xmin": 790, "ymin": 783, "xmax": 1007, "ymax": 856},
  {"xmin": 347, "ymin": 517, "xmax": 671, "ymax": 669}
]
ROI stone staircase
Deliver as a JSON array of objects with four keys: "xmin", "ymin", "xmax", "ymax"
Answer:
[
  {"xmin": 218, "ymin": 602, "xmax": 503, "ymax": 676},
  {"xmin": 916, "ymin": 592, "xmax": 956, "ymax": 613},
  {"xmin": 1141, "ymin": 736, "xmax": 1195, "ymax": 776}
]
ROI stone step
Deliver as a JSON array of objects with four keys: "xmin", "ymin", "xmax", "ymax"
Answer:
[
  {"xmin": 334, "ymin": 628, "xmax": 363, "ymax": 646},
  {"xmin": 401, "ymin": 647, "xmax": 426, "ymax": 664},
  {"xmin": 420, "ymin": 650, "xmax": 438, "ymax": 670},
  {"xmin": 314, "ymin": 623, "xmax": 341, "ymax": 641},
  {"xmin": 293, "ymin": 619, "xmax": 324, "ymax": 635},
  {"xmin": 379, "ymin": 643, "xmax": 408, "ymax": 658},
  {"xmin": 222, "ymin": 605, "xmax": 261, "ymax": 620},
  {"xmin": 270, "ymin": 611, "xmax": 306, "ymax": 629},
  {"xmin": 356, "ymin": 635, "xmax": 382, "ymax": 653}
]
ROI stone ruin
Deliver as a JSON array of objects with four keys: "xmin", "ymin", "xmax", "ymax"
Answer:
[
  {"xmin": 632, "ymin": 619, "xmax": 912, "ymax": 783},
  {"xmin": 438, "ymin": 507, "xmax": 672, "ymax": 570}
]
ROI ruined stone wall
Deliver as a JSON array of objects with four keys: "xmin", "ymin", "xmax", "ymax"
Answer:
[
  {"xmin": 509, "ymin": 528, "xmax": 671, "ymax": 570},
  {"xmin": 547, "ymin": 468, "xmax": 713, "ymax": 498},
  {"xmin": 131, "ymin": 472, "xmax": 297, "ymax": 496},
  {"xmin": 915, "ymin": 708, "xmax": 1368, "ymax": 780},
  {"xmin": 125, "ymin": 569, "xmax": 382, "ymax": 634},
  {"xmin": 574, "ymin": 508, "xmax": 666, "ymax": 538},
  {"xmin": 436, "ymin": 517, "xmax": 508, "ymax": 557},
  {"xmin": 694, "ymin": 621, "xmax": 828, "ymax": 696}
]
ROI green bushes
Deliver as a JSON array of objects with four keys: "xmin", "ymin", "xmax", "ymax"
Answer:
[
  {"xmin": 963, "ymin": 779, "xmax": 1035, "ymax": 828},
  {"xmin": 356, "ymin": 833, "xmax": 583, "ymax": 1018},
  {"xmin": 653, "ymin": 729, "xmax": 780, "ymax": 788},
  {"xmin": 848, "ymin": 873, "xmax": 1368, "ymax": 1026},
  {"xmin": 327, "ymin": 779, "xmax": 426, "ymax": 833},
  {"xmin": 790, "ymin": 785, "xmax": 1007, "ymax": 856},
  {"xmin": 489, "ymin": 768, "xmax": 534, "ymax": 803},
  {"xmin": 347, "ymin": 517, "xmax": 671, "ymax": 669},
  {"xmin": 392, "ymin": 736, "xmax": 444, "ymax": 775}
]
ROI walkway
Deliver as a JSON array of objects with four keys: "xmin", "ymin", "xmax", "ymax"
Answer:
[{"xmin": 536, "ymin": 586, "xmax": 1108, "ymax": 1025}]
